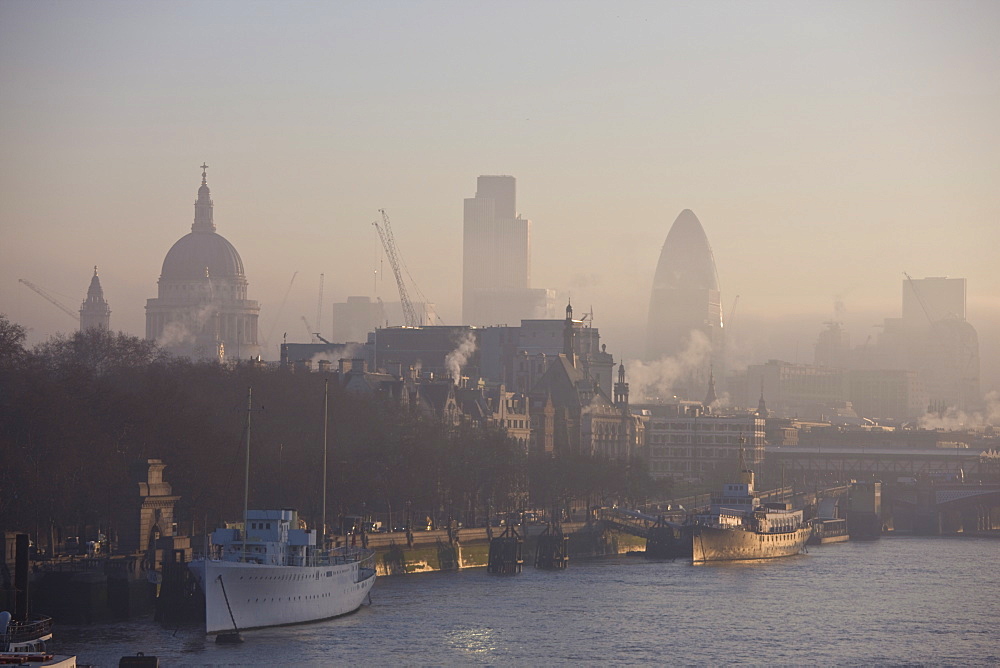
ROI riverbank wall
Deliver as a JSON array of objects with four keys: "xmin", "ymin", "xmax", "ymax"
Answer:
[{"xmin": 364, "ymin": 522, "xmax": 644, "ymax": 576}]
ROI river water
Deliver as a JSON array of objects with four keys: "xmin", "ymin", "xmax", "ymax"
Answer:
[{"xmin": 54, "ymin": 536, "xmax": 997, "ymax": 666}]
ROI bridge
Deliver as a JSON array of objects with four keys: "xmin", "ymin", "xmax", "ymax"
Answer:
[
  {"xmin": 768, "ymin": 446, "xmax": 985, "ymax": 485},
  {"xmin": 885, "ymin": 482, "xmax": 1000, "ymax": 535}
]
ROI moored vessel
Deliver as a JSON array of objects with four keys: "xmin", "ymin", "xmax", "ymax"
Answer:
[
  {"xmin": 808, "ymin": 518, "xmax": 849, "ymax": 545},
  {"xmin": 689, "ymin": 456, "xmax": 810, "ymax": 563},
  {"xmin": 189, "ymin": 383, "xmax": 376, "ymax": 635},
  {"xmin": 188, "ymin": 510, "xmax": 375, "ymax": 634},
  {"xmin": 0, "ymin": 611, "xmax": 77, "ymax": 667}
]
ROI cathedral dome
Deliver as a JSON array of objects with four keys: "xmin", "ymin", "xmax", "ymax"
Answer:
[
  {"xmin": 159, "ymin": 164, "xmax": 246, "ymax": 280},
  {"xmin": 160, "ymin": 231, "xmax": 245, "ymax": 280}
]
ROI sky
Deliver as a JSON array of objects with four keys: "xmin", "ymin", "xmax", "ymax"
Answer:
[{"xmin": 1, "ymin": 0, "xmax": 998, "ymax": 391}]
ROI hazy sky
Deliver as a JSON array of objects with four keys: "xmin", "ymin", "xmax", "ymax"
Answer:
[{"xmin": 2, "ymin": 1, "xmax": 998, "ymax": 389}]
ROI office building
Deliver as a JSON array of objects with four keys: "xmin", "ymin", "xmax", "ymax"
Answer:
[{"xmin": 463, "ymin": 175, "xmax": 554, "ymax": 325}]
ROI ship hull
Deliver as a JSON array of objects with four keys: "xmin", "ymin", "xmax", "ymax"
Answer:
[
  {"xmin": 691, "ymin": 525, "xmax": 811, "ymax": 563},
  {"xmin": 189, "ymin": 555, "xmax": 376, "ymax": 634}
]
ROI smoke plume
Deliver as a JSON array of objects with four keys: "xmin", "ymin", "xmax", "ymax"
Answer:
[
  {"xmin": 156, "ymin": 302, "xmax": 217, "ymax": 349},
  {"xmin": 444, "ymin": 331, "xmax": 476, "ymax": 384},
  {"xmin": 918, "ymin": 390, "xmax": 1000, "ymax": 430},
  {"xmin": 625, "ymin": 329, "xmax": 712, "ymax": 403}
]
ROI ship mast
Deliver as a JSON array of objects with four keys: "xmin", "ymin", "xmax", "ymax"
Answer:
[
  {"xmin": 242, "ymin": 386, "xmax": 252, "ymax": 563},
  {"xmin": 322, "ymin": 378, "xmax": 329, "ymax": 553}
]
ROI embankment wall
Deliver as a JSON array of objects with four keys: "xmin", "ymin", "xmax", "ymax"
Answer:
[{"xmin": 367, "ymin": 522, "xmax": 645, "ymax": 576}]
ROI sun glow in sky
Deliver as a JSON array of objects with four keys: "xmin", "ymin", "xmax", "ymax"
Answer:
[{"xmin": 1, "ymin": 1, "xmax": 998, "ymax": 388}]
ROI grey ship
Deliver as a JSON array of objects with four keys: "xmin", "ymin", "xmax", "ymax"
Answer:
[{"xmin": 689, "ymin": 458, "xmax": 810, "ymax": 563}]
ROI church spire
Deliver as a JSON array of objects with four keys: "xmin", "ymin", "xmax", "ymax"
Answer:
[
  {"xmin": 80, "ymin": 265, "xmax": 111, "ymax": 331},
  {"xmin": 756, "ymin": 378, "xmax": 769, "ymax": 418},
  {"xmin": 192, "ymin": 162, "xmax": 215, "ymax": 233},
  {"xmin": 703, "ymin": 364, "xmax": 718, "ymax": 409}
]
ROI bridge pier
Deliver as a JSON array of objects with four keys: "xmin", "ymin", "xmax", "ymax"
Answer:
[{"xmin": 913, "ymin": 509, "xmax": 941, "ymax": 536}]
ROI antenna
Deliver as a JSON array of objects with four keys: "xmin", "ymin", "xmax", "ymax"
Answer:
[{"xmin": 903, "ymin": 272, "xmax": 936, "ymax": 324}]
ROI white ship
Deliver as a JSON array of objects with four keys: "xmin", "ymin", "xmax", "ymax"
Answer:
[
  {"xmin": 689, "ymin": 459, "xmax": 810, "ymax": 563},
  {"xmin": 189, "ymin": 509, "xmax": 376, "ymax": 634},
  {"xmin": 189, "ymin": 384, "xmax": 376, "ymax": 635}
]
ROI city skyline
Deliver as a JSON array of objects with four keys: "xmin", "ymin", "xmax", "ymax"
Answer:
[{"xmin": 1, "ymin": 1, "xmax": 998, "ymax": 395}]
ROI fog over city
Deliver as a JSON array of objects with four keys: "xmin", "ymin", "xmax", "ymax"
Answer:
[{"xmin": 2, "ymin": 0, "xmax": 998, "ymax": 397}]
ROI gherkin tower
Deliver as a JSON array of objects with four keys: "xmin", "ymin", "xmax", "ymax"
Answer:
[{"xmin": 646, "ymin": 209, "xmax": 724, "ymax": 394}]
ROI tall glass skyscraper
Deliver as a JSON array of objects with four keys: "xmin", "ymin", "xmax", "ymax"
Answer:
[
  {"xmin": 646, "ymin": 209, "xmax": 724, "ymax": 396},
  {"xmin": 462, "ymin": 175, "xmax": 554, "ymax": 325}
]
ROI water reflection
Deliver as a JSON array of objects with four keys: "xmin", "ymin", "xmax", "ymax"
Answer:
[{"xmin": 446, "ymin": 626, "xmax": 499, "ymax": 656}]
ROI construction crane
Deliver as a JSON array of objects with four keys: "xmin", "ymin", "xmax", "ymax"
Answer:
[
  {"xmin": 18, "ymin": 278, "xmax": 80, "ymax": 322},
  {"xmin": 316, "ymin": 273, "xmax": 325, "ymax": 340},
  {"xmin": 299, "ymin": 315, "xmax": 330, "ymax": 344},
  {"xmin": 372, "ymin": 209, "xmax": 419, "ymax": 327},
  {"xmin": 263, "ymin": 271, "xmax": 298, "ymax": 351},
  {"xmin": 903, "ymin": 271, "xmax": 936, "ymax": 324},
  {"xmin": 726, "ymin": 295, "xmax": 740, "ymax": 330}
]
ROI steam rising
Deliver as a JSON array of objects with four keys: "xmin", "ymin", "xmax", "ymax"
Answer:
[
  {"xmin": 444, "ymin": 331, "xmax": 476, "ymax": 384},
  {"xmin": 156, "ymin": 303, "xmax": 216, "ymax": 348},
  {"xmin": 309, "ymin": 343, "xmax": 365, "ymax": 368},
  {"xmin": 626, "ymin": 329, "xmax": 712, "ymax": 403},
  {"xmin": 918, "ymin": 390, "xmax": 1000, "ymax": 430}
]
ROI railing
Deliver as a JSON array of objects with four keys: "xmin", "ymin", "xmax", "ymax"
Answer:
[
  {"xmin": 1, "ymin": 616, "xmax": 53, "ymax": 644},
  {"xmin": 354, "ymin": 549, "xmax": 377, "ymax": 582},
  {"xmin": 281, "ymin": 545, "xmax": 376, "ymax": 568}
]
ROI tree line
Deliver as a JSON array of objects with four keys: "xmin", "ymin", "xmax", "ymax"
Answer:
[{"xmin": 0, "ymin": 315, "xmax": 661, "ymax": 549}]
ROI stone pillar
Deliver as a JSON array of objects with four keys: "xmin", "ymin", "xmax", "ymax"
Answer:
[{"xmin": 118, "ymin": 459, "xmax": 182, "ymax": 563}]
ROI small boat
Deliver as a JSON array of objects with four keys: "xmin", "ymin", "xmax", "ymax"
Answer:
[
  {"xmin": 808, "ymin": 518, "xmax": 849, "ymax": 545},
  {"xmin": 0, "ymin": 611, "xmax": 77, "ymax": 667},
  {"xmin": 1, "ymin": 612, "xmax": 53, "ymax": 654}
]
